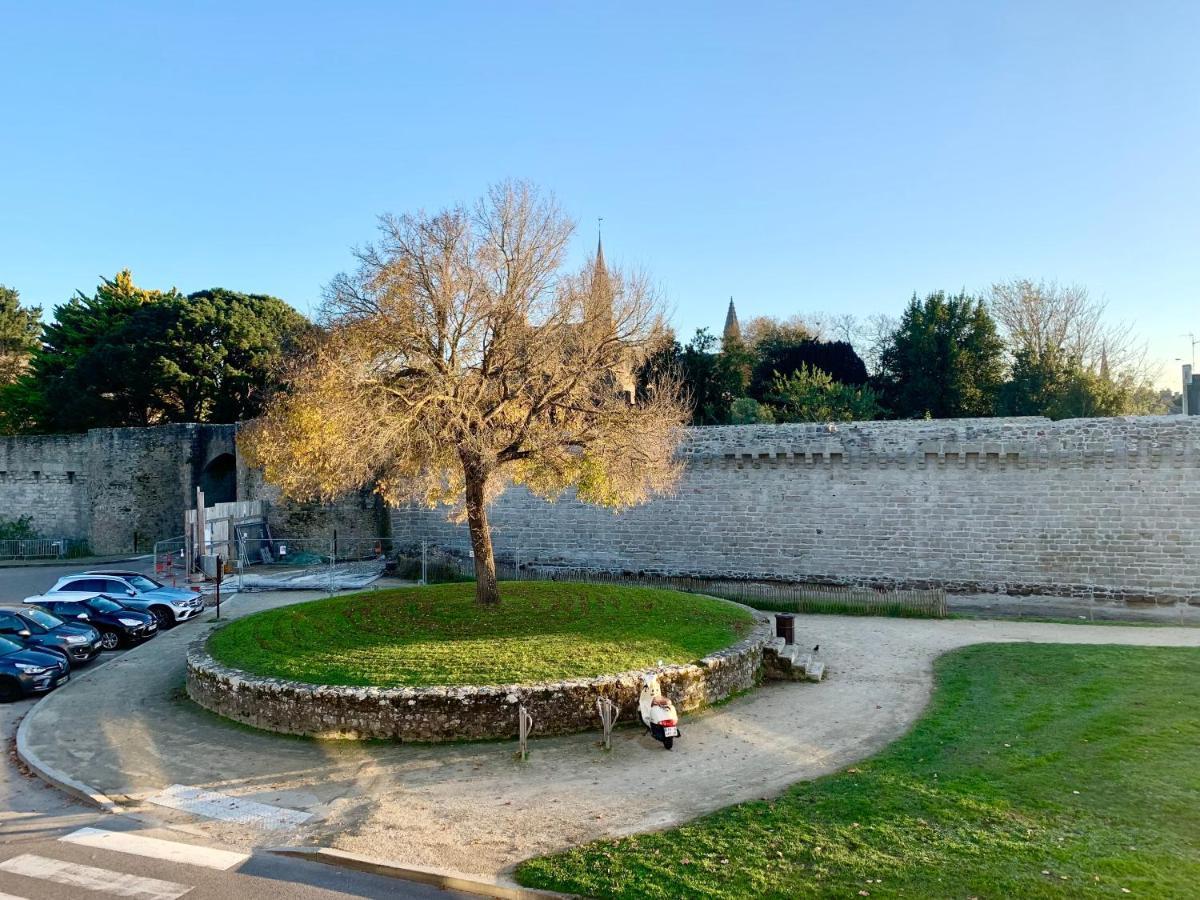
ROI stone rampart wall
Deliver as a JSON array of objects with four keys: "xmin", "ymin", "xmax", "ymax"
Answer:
[
  {"xmin": 186, "ymin": 608, "xmax": 772, "ymax": 741},
  {"xmin": 0, "ymin": 424, "xmax": 236, "ymax": 553},
  {"xmin": 0, "ymin": 433, "xmax": 89, "ymax": 538},
  {"xmin": 392, "ymin": 416, "xmax": 1200, "ymax": 603}
]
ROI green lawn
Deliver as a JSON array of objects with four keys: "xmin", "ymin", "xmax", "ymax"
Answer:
[
  {"xmin": 208, "ymin": 582, "xmax": 754, "ymax": 687},
  {"xmin": 516, "ymin": 644, "xmax": 1200, "ymax": 898}
]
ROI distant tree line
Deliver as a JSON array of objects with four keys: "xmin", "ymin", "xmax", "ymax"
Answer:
[
  {"xmin": 0, "ymin": 271, "xmax": 312, "ymax": 433},
  {"xmin": 0, "ymin": 271, "xmax": 1175, "ymax": 435},
  {"xmin": 642, "ymin": 280, "xmax": 1171, "ymax": 424}
]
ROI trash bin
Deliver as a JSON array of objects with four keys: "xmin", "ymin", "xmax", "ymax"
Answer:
[{"xmin": 775, "ymin": 613, "xmax": 795, "ymax": 645}]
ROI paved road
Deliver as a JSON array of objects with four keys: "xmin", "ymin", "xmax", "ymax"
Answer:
[
  {"xmin": 0, "ymin": 567, "xmax": 466, "ymax": 899},
  {"xmin": 1, "ymin": 701, "xmax": 466, "ymax": 899},
  {"xmin": 19, "ymin": 583, "xmax": 1200, "ymax": 883},
  {"xmin": 0, "ymin": 558, "xmax": 158, "ymax": 605}
]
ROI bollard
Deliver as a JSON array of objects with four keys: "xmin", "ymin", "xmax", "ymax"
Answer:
[
  {"xmin": 518, "ymin": 705, "xmax": 533, "ymax": 761},
  {"xmin": 775, "ymin": 613, "xmax": 795, "ymax": 645},
  {"xmin": 596, "ymin": 697, "xmax": 618, "ymax": 751}
]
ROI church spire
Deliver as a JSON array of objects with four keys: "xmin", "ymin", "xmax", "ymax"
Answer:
[
  {"xmin": 723, "ymin": 296, "xmax": 741, "ymax": 345},
  {"xmin": 589, "ymin": 220, "xmax": 613, "ymax": 322}
]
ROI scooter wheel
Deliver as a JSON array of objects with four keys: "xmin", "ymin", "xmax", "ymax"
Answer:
[{"xmin": 663, "ymin": 737, "xmax": 674, "ymax": 750}]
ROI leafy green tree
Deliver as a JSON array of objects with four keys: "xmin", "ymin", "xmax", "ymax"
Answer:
[
  {"xmin": 765, "ymin": 365, "xmax": 881, "ymax": 422},
  {"xmin": 8, "ymin": 271, "xmax": 311, "ymax": 432},
  {"xmin": 0, "ymin": 285, "xmax": 41, "ymax": 386},
  {"xmin": 876, "ymin": 291, "xmax": 1004, "ymax": 418},
  {"xmin": 1002, "ymin": 348, "xmax": 1165, "ymax": 419},
  {"xmin": 729, "ymin": 397, "xmax": 775, "ymax": 424},
  {"xmin": 108, "ymin": 288, "xmax": 313, "ymax": 423},
  {"xmin": 670, "ymin": 329, "xmax": 728, "ymax": 424},
  {"xmin": 751, "ymin": 337, "xmax": 869, "ymax": 399},
  {"xmin": 24, "ymin": 270, "xmax": 179, "ymax": 430}
]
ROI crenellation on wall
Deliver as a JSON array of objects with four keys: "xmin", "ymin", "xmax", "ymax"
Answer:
[{"xmin": 393, "ymin": 416, "xmax": 1200, "ymax": 605}]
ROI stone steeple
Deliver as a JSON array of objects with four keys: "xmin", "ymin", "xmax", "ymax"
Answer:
[
  {"xmin": 723, "ymin": 297, "xmax": 742, "ymax": 345},
  {"xmin": 590, "ymin": 231, "xmax": 613, "ymax": 315}
]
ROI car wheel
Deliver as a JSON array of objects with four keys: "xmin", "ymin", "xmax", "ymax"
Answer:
[
  {"xmin": 0, "ymin": 678, "xmax": 21, "ymax": 703},
  {"xmin": 99, "ymin": 631, "xmax": 121, "ymax": 651},
  {"xmin": 150, "ymin": 607, "xmax": 174, "ymax": 630}
]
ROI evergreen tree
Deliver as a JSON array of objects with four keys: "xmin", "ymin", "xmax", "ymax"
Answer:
[
  {"xmin": 764, "ymin": 365, "xmax": 881, "ymax": 422},
  {"xmin": 7, "ymin": 271, "xmax": 312, "ymax": 433},
  {"xmin": 876, "ymin": 291, "xmax": 1004, "ymax": 418},
  {"xmin": 0, "ymin": 285, "xmax": 41, "ymax": 386},
  {"xmin": 751, "ymin": 337, "xmax": 869, "ymax": 397}
]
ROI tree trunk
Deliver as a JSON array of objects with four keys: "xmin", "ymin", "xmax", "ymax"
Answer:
[{"xmin": 463, "ymin": 461, "xmax": 499, "ymax": 605}]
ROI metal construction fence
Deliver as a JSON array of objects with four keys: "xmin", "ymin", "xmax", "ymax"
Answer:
[
  {"xmin": 0, "ymin": 538, "xmax": 91, "ymax": 561},
  {"xmin": 155, "ymin": 534, "xmax": 389, "ymax": 593},
  {"xmin": 399, "ymin": 544, "xmax": 948, "ymax": 618},
  {"xmin": 235, "ymin": 536, "xmax": 386, "ymax": 592}
]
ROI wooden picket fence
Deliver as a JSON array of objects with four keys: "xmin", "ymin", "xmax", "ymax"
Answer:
[{"xmin": 464, "ymin": 558, "xmax": 948, "ymax": 619}]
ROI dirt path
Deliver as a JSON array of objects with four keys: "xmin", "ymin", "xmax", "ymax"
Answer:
[{"xmin": 19, "ymin": 600, "xmax": 1200, "ymax": 881}]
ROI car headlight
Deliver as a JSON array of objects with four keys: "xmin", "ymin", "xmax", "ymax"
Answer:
[
  {"xmin": 118, "ymin": 617, "xmax": 142, "ymax": 627},
  {"xmin": 171, "ymin": 599, "xmax": 189, "ymax": 607},
  {"xmin": 65, "ymin": 634, "xmax": 88, "ymax": 644},
  {"xmin": 15, "ymin": 663, "xmax": 48, "ymax": 674}
]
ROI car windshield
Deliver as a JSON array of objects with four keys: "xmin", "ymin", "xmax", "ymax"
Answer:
[
  {"xmin": 84, "ymin": 597, "xmax": 125, "ymax": 613},
  {"xmin": 24, "ymin": 609, "xmax": 63, "ymax": 630},
  {"xmin": 0, "ymin": 636, "xmax": 24, "ymax": 655},
  {"xmin": 125, "ymin": 575, "xmax": 162, "ymax": 591}
]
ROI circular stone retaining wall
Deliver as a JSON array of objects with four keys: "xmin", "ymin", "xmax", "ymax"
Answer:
[{"xmin": 186, "ymin": 604, "xmax": 773, "ymax": 741}]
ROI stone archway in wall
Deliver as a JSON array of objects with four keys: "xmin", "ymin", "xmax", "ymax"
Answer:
[{"xmin": 199, "ymin": 452, "xmax": 237, "ymax": 505}]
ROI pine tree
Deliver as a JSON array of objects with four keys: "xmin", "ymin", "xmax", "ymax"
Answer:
[{"xmin": 0, "ymin": 285, "xmax": 41, "ymax": 386}]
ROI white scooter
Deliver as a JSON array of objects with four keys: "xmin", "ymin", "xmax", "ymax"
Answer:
[{"xmin": 638, "ymin": 676, "xmax": 680, "ymax": 750}]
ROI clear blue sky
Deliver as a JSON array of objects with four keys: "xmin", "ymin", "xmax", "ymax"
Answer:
[{"xmin": 3, "ymin": 2, "xmax": 1197, "ymax": 385}]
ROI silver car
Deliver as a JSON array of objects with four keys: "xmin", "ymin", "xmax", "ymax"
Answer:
[{"xmin": 46, "ymin": 571, "xmax": 205, "ymax": 629}]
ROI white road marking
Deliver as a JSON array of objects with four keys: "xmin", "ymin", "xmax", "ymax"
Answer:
[
  {"xmin": 145, "ymin": 784, "xmax": 312, "ymax": 829},
  {"xmin": 0, "ymin": 853, "xmax": 192, "ymax": 900},
  {"xmin": 61, "ymin": 827, "xmax": 249, "ymax": 871}
]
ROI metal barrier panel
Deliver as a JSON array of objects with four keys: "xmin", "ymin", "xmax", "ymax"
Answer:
[
  {"xmin": 235, "ymin": 536, "xmax": 386, "ymax": 592},
  {"xmin": 0, "ymin": 538, "xmax": 90, "ymax": 561}
]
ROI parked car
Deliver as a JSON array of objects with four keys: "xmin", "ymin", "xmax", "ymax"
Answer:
[
  {"xmin": 24, "ymin": 594, "xmax": 158, "ymax": 651},
  {"xmin": 0, "ymin": 606, "xmax": 102, "ymax": 666},
  {"xmin": 0, "ymin": 635, "xmax": 69, "ymax": 702},
  {"xmin": 45, "ymin": 570, "xmax": 204, "ymax": 630}
]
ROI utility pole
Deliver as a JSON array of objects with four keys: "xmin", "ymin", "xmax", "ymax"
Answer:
[{"xmin": 1181, "ymin": 333, "xmax": 1199, "ymax": 368}]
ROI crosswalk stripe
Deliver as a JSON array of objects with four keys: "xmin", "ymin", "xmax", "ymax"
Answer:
[
  {"xmin": 145, "ymin": 784, "xmax": 311, "ymax": 830},
  {"xmin": 0, "ymin": 853, "xmax": 192, "ymax": 900},
  {"xmin": 61, "ymin": 827, "xmax": 249, "ymax": 871}
]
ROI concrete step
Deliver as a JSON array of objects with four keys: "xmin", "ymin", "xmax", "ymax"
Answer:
[{"xmin": 762, "ymin": 641, "xmax": 827, "ymax": 683}]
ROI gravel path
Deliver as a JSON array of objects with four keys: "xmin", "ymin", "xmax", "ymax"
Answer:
[{"xmin": 18, "ymin": 593, "xmax": 1200, "ymax": 881}]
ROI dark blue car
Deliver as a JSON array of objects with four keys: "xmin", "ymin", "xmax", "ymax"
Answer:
[
  {"xmin": 0, "ymin": 606, "xmax": 102, "ymax": 666},
  {"xmin": 0, "ymin": 635, "xmax": 69, "ymax": 702}
]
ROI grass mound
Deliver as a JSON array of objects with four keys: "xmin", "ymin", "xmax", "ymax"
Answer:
[
  {"xmin": 208, "ymin": 581, "xmax": 755, "ymax": 688},
  {"xmin": 517, "ymin": 643, "xmax": 1200, "ymax": 898}
]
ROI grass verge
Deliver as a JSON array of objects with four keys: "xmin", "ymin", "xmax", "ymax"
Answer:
[
  {"xmin": 516, "ymin": 643, "xmax": 1200, "ymax": 898},
  {"xmin": 208, "ymin": 581, "xmax": 754, "ymax": 687}
]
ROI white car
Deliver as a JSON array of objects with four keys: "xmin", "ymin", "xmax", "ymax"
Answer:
[{"xmin": 44, "ymin": 571, "xmax": 205, "ymax": 629}]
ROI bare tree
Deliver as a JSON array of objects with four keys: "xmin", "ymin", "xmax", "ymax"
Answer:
[
  {"xmin": 857, "ymin": 312, "xmax": 898, "ymax": 377},
  {"xmin": 825, "ymin": 313, "xmax": 859, "ymax": 345},
  {"xmin": 739, "ymin": 314, "xmax": 816, "ymax": 348},
  {"xmin": 987, "ymin": 278, "xmax": 1151, "ymax": 380},
  {"xmin": 241, "ymin": 182, "xmax": 689, "ymax": 604}
]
